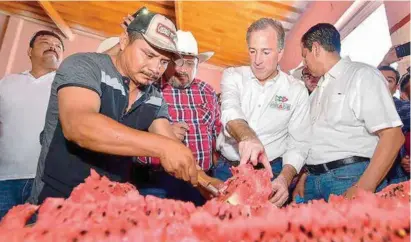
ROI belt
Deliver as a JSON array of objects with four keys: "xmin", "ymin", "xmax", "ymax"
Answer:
[
  {"xmin": 219, "ymin": 154, "xmax": 281, "ymax": 169},
  {"xmin": 306, "ymin": 156, "xmax": 369, "ymax": 175}
]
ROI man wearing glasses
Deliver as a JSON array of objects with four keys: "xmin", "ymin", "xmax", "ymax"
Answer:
[{"xmin": 138, "ymin": 31, "xmax": 222, "ymax": 206}]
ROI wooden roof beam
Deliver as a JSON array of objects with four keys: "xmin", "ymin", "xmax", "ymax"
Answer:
[
  {"xmin": 38, "ymin": 1, "xmax": 74, "ymax": 40},
  {"xmin": 174, "ymin": 0, "xmax": 183, "ymax": 30}
]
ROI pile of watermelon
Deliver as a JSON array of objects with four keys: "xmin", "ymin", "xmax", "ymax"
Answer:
[{"xmin": 0, "ymin": 167, "xmax": 409, "ymax": 242}]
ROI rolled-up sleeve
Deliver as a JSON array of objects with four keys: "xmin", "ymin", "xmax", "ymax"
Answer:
[
  {"xmin": 282, "ymin": 87, "xmax": 311, "ymax": 173},
  {"xmin": 220, "ymin": 68, "xmax": 247, "ymax": 136},
  {"xmin": 354, "ymin": 68, "xmax": 403, "ymax": 133}
]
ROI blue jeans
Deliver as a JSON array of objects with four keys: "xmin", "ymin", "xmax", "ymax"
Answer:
[
  {"xmin": 386, "ymin": 157, "xmax": 409, "ymax": 185},
  {"xmin": 213, "ymin": 156, "xmax": 283, "ymax": 181},
  {"xmin": 303, "ymin": 161, "xmax": 388, "ymax": 202},
  {"xmin": 138, "ymin": 171, "xmax": 206, "ymax": 206},
  {"xmin": 138, "ymin": 188, "xmax": 167, "ymax": 198},
  {"xmin": 0, "ymin": 179, "xmax": 33, "ymax": 219}
]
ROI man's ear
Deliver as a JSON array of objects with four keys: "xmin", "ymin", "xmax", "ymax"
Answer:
[
  {"xmin": 27, "ymin": 47, "xmax": 32, "ymax": 58},
  {"xmin": 277, "ymin": 49, "xmax": 284, "ymax": 63},
  {"xmin": 312, "ymin": 42, "xmax": 321, "ymax": 58},
  {"xmin": 119, "ymin": 32, "xmax": 130, "ymax": 51}
]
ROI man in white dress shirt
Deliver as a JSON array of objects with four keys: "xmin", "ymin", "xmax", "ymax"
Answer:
[
  {"xmin": 215, "ymin": 18, "xmax": 311, "ymax": 207},
  {"xmin": 0, "ymin": 30, "xmax": 64, "ymax": 218},
  {"xmin": 300, "ymin": 23, "xmax": 404, "ymax": 201}
]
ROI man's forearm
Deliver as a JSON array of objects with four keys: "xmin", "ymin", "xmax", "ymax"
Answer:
[
  {"xmin": 64, "ymin": 112, "xmax": 173, "ymax": 158},
  {"xmin": 357, "ymin": 127, "xmax": 404, "ymax": 191},
  {"xmin": 226, "ymin": 119, "xmax": 257, "ymax": 142},
  {"xmin": 279, "ymin": 164, "xmax": 297, "ymax": 186}
]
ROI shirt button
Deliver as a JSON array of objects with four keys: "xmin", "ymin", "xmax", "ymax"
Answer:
[{"xmin": 258, "ymin": 105, "xmax": 261, "ymax": 108}]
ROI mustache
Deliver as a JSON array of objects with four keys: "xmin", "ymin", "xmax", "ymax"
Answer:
[
  {"xmin": 141, "ymin": 70, "xmax": 159, "ymax": 80},
  {"xmin": 43, "ymin": 49, "xmax": 58, "ymax": 57},
  {"xmin": 175, "ymin": 72, "xmax": 189, "ymax": 79}
]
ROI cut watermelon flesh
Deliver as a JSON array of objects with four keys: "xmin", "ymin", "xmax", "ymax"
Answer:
[
  {"xmin": 0, "ymin": 169, "xmax": 409, "ymax": 242},
  {"xmin": 215, "ymin": 164, "xmax": 273, "ymax": 206}
]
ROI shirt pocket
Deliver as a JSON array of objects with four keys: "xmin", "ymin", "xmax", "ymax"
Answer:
[
  {"xmin": 195, "ymin": 103, "xmax": 213, "ymax": 126},
  {"xmin": 171, "ymin": 103, "xmax": 213, "ymax": 126},
  {"xmin": 325, "ymin": 94, "xmax": 346, "ymax": 125}
]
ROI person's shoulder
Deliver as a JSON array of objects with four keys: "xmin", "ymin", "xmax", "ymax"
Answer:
[
  {"xmin": 223, "ymin": 66, "xmax": 251, "ymax": 77},
  {"xmin": 147, "ymin": 84, "xmax": 163, "ymax": 98},
  {"xmin": 195, "ymin": 79, "xmax": 217, "ymax": 95},
  {"xmin": 397, "ymin": 98, "xmax": 410, "ymax": 108},
  {"xmin": 0, "ymin": 71, "xmax": 31, "ymax": 84},
  {"xmin": 281, "ymin": 71, "xmax": 307, "ymax": 92},
  {"xmin": 347, "ymin": 60, "xmax": 381, "ymax": 78},
  {"xmin": 222, "ymin": 66, "xmax": 253, "ymax": 86},
  {"xmin": 145, "ymin": 85, "xmax": 166, "ymax": 107},
  {"xmin": 62, "ymin": 53, "xmax": 109, "ymax": 66}
]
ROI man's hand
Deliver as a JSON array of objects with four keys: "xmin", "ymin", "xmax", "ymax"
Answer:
[
  {"xmin": 379, "ymin": 46, "xmax": 401, "ymax": 67},
  {"xmin": 121, "ymin": 14, "xmax": 134, "ymax": 30},
  {"xmin": 343, "ymin": 185, "xmax": 361, "ymax": 199},
  {"xmin": 197, "ymin": 168, "xmax": 224, "ymax": 200},
  {"xmin": 269, "ymin": 175, "xmax": 289, "ymax": 207},
  {"xmin": 292, "ymin": 172, "xmax": 307, "ymax": 202},
  {"xmin": 159, "ymin": 140, "xmax": 198, "ymax": 186},
  {"xmin": 171, "ymin": 122, "xmax": 189, "ymax": 141},
  {"xmin": 401, "ymin": 155, "xmax": 410, "ymax": 173},
  {"xmin": 344, "ymin": 180, "xmax": 376, "ymax": 199},
  {"xmin": 238, "ymin": 138, "xmax": 273, "ymax": 177}
]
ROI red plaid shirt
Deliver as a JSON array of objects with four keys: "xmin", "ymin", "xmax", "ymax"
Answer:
[{"xmin": 139, "ymin": 77, "xmax": 221, "ymax": 171}]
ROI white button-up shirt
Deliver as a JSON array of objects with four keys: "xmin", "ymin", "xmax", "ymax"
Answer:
[
  {"xmin": 307, "ymin": 58, "xmax": 402, "ymax": 165},
  {"xmin": 217, "ymin": 66, "xmax": 311, "ymax": 173},
  {"xmin": 0, "ymin": 71, "xmax": 55, "ymax": 180}
]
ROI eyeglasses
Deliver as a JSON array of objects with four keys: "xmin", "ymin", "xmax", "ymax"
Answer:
[{"xmin": 172, "ymin": 57, "xmax": 198, "ymax": 68}]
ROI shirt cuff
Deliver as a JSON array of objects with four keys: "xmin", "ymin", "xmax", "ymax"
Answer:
[{"xmin": 282, "ymin": 152, "xmax": 306, "ymax": 173}]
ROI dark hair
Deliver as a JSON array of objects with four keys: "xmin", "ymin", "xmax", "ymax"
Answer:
[
  {"xmin": 400, "ymin": 73, "xmax": 410, "ymax": 92},
  {"xmin": 378, "ymin": 66, "xmax": 400, "ymax": 84},
  {"xmin": 301, "ymin": 23, "xmax": 341, "ymax": 53},
  {"xmin": 126, "ymin": 30, "xmax": 144, "ymax": 43},
  {"xmin": 29, "ymin": 30, "xmax": 64, "ymax": 50},
  {"xmin": 246, "ymin": 18, "xmax": 285, "ymax": 51}
]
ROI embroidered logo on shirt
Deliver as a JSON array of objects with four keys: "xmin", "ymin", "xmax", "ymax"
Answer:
[{"xmin": 270, "ymin": 95, "xmax": 291, "ymax": 110}]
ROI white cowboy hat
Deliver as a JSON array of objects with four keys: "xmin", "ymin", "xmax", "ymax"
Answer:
[
  {"xmin": 96, "ymin": 37, "xmax": 120, "ymax": 53},
  {"xmin": 176, "ymin": 30, "xmax": 214, "ymax": 63}
]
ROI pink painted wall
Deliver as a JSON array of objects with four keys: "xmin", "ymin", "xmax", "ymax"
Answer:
[
  {"xmin": 0, "ymin": 14, "xmax": 102, "ymax": 77},
  {"xmin": 1, "ymin": 2, "xmax": 407, "ymax": 92},
  {"xmin": 0, "ymin": 14, "xmax": 8, "ymax": 46},
  {"xmin": 384, "ymin": 1, "xmax": 410, "ymax": 30},
  {"xmin": 280, "ymin": 1, "xmax": 410, "ymax": 73},
  {"xmin": 0, "ymin": 12, "xmax": 223, "ymax": 92},
  {"xmin": 279, "ymin": 1, "xmax": 354, "ymax": 72},
  {"xmin": 197, "ymin": 62, "xmax": 223, "ymax": 93}
]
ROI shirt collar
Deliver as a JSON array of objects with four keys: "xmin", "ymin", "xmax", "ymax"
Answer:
[
  {"xmin": 21, "ymin": 70, "xmax": 55, "ymax": 79},
  {"xmin": 21, "ymin": 70, "xmax": 31, "ymax": 76},
  {"xmin": 326, "ymin": 57, "xmax": 351, "ymax": 80},
  {"xmin": 249, "ymin": 66, "xmax": 282, "ymax": 85}
]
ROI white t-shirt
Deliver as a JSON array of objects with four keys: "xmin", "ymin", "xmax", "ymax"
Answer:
[
  {"xmin": 0, "ymin": 71, "xmax": 55, "ymax": 180},
  {"xmin": 307, "ymin": 58, "xmax": 402, "ymax": 165},
  {"xmin": 217, "ymin": 66, "xmax": 311, "ymax": 173}
]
